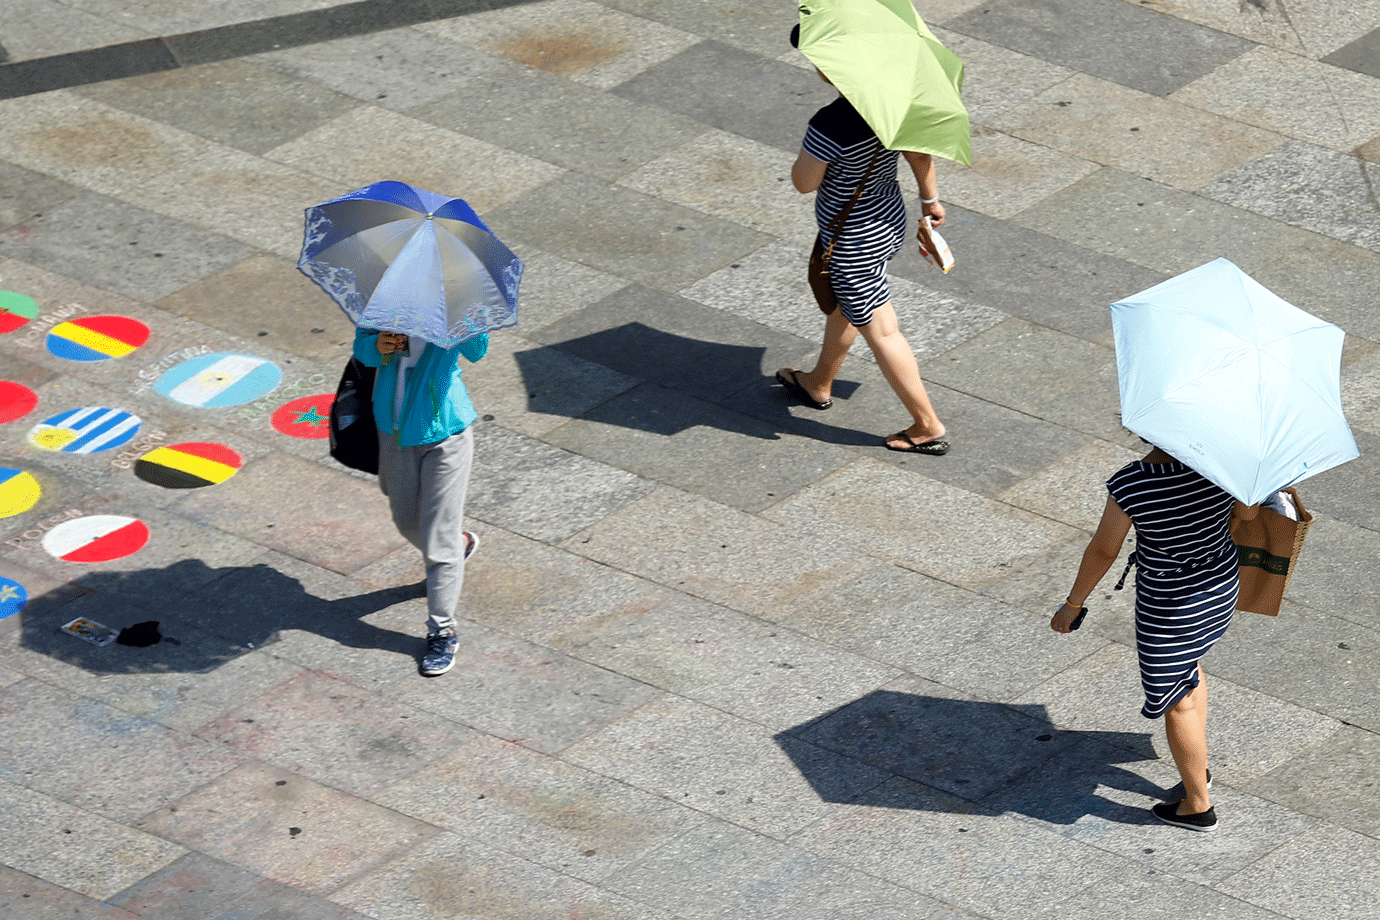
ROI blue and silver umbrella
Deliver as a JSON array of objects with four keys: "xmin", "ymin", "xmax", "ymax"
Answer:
[
  {"xmin": 299, "ymin": 181, "xmax": 522, "ymax": 348},
  {"xmin": 1112, "ymin": 258, "xmax": 1358, "ymax": 505}
]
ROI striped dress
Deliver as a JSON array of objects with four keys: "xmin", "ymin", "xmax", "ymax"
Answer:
[
  {"xmin": 1107, "ymin": 460, "xmax": 1239, "ymax": 719},
  {"xmin": 802, "ymin": 97, "xmax": 906, "ymax": 327}
]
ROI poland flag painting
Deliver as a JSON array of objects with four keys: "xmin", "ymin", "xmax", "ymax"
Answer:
[{"xmin": 42, "ymin": 515, "xmax": 150, "ymax": 563}]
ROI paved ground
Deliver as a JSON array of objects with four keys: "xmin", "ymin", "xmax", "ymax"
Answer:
[{"xmin": 2, "ymin": 1, "xmax": 1379, "ymax": 918}]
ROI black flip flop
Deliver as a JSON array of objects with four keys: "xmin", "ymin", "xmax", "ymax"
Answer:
[
  {"xmin": 775, "ymin": 369, "xmax": 832, "ymax": 410},
  {"xmin": 885, "ymin": 430, "xmax": 950, "ymax": 455}
]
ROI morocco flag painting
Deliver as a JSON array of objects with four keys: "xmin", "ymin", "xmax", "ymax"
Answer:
[{"xmin": 42, "ymin": 515, "xmax": 150, "ymax": 563}]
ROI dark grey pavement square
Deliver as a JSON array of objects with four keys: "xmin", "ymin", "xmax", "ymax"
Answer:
[
  {"xmin": 1321, "ymin": 27, "xmax": 1380, "ymax": 79},
  {"xmin": 613, "ymin": 39, "xmax": 839, "ymax": 152}
]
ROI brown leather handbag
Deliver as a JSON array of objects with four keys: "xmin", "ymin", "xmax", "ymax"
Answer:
[{"xmin": 808, "ymin": 143, "xmax": 885, "ymax": 315}]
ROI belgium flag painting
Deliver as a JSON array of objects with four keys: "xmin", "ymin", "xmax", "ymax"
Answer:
[
  {"xmin": 46, "ymin": 314, "xmax": 150, "ymax": 362},
  {"xmin": 135, "ymin": 441, "xmax": 242, "ymax": 489}
]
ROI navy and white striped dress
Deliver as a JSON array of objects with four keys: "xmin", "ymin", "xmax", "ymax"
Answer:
[
  {"xmin": 802, "ymin": 97, "xmax": 906, "ymax": 327},
  {"xmin": 1107, "ymin": 460, "xmax": 1239, "ymax": 719}
]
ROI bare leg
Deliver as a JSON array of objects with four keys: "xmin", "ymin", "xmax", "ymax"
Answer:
[
  {"xmin": 1164, "ymin": 666, "xmax": 1211, "ymax": 814},
  {"xmin": 854, "ymin": 302, "xmax": 945, "ymax": 447},
  {"xmin": 777, "ymin": 308, "xmax": 857, "ymax": 404}
]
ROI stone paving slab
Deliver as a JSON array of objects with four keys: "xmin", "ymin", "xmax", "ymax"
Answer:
[{"xmin": 1, "ymin": 1, "xmax": 1378, "ymax": 918}]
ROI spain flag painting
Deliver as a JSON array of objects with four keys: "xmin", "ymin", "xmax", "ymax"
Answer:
[
  {"xmin": 47, "ymin": 315, "xmax": 151, "ymax": 362},
  {"xmin": 135, "ymin": 441, "xmax": 242, "ymax": 489},
  {"xmin": 0, "ymin": 468, "xmax": 41, "ymax": 518},
  {"xmin": 43, "ymin": 515, "xmax": 149, "ymax": 563}
]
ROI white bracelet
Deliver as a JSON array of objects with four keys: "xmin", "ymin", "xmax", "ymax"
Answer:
[{"xmin": 920, "ymin": 196, "xmax": 938, "ymax": 204}]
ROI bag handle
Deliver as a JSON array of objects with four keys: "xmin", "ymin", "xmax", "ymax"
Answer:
[{"xmin": 818, "ymin": 141, "xmax": 886, "ymax": 266}]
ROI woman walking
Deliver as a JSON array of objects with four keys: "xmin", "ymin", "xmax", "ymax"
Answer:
[
  {"xmin": 774, "ymin": 25, "xmax": 948, "ymax": 454},
  {"xmin": 1052, "ymin": 445, "xmax": 1257, "ymax": 830},
  {"xmin": 353, "ymin": 328, "xmax": 487, "ymax": 678}
]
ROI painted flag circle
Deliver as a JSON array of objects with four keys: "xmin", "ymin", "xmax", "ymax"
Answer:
[
  {"xmin": 46, "ymin": 314, "xmax": 150, "ymax": 362},
  {"xmin": 0, "ymin": 468, "xmax": 41, "ymax": 518},
  {"xmin": 135, "ymin": 441, "xmax": 242, "ymax": 489},
  {"xmin": 153, "ymin": 352, "xmax": 282, "ymax": 408},
  {"xmin": 271, "ymin": 394, "xmax": 334, "ymax": 439},
  {"xmin": 0, "ymin": 577, "xmax": 26, "ymax": 620},
  {"xmin": 0, "ymin": 381, "xmax": 39, "ymax": 424},
  {"xmin": 0, "ymin": 291, "xmax": 38, "ymax": 334},
  {"xmin": 43, "ymin": 515, "xmax": 149, "ymax": 563},
  {"xmin": 27, "ymin": 407, "xmax": 142, "ymax": 453}
]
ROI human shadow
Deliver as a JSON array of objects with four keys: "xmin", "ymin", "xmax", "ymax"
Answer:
[
  {"xmin": 18, "ymin": 557, "xmax": 426, "ymax": 674},
  {"xmin": 776, "ymin": 689, "xmax": 1169, "ymax": 826},
  {"xmin": 516, "ymin": 322, "xmax": 875, "ymax": 446}
]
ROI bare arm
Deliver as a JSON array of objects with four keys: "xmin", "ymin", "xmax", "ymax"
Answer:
[
  {"xmin": 901, "ymin": 150, "xmax": 945, "ymax": 226},
  {"xmin": 792, "ymin": 148, "xmax": 827, "ymax": 193},
  {"xmin": 1052, "ymin": 494, "xmax": 1133, "ymax": 632}
]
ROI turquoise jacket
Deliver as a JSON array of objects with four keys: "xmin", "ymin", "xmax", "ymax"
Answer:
[{"xmin": 352, "ymin": 328, "xmax": 488, "ymax": 447}]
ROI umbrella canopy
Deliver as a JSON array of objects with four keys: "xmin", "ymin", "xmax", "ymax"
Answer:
[
  {"xmin": 1112, "ymin": 258, "xmax": 1358, "ymax": 505},
  {"xmin": 299, "ymin": 181, "xmax": 522, "ymax": 349},
  {"xmin": 797, "ymin": 0, "xmax": 970, "ymax": 165}
]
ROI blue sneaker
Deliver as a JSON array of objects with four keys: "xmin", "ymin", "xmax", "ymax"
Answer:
[{"xmin": 420, "ymin": 632, "xmax": 458, "ymax": 677}]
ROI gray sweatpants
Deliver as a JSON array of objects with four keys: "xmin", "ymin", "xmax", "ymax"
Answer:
[{"xmin": 377, "ymin": 426, "xmax": 474, "ymax": 636}]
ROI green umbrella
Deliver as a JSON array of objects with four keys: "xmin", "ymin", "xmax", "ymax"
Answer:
[{"xmin": 798, "ymin": 0, "xmax": 971, "ymax": 166}]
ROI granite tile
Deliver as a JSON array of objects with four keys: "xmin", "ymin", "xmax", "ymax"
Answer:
[
  {"xmin": 1140, "ymin": 0, "xmax": 1380, "ymax": 59},
  {"xmin": 921, "ymin": 317, "xmax": 1125, "ymax": 441},
  {"xmin": 612, "ymin": 39, "xmax": 838, "ymax": 152},
  {"xmin": 264, "ymin": 104, "xmax": 564, "ymax": 211},
  {"xmin": 1244, "ymin": 723, "xmax": 1380, "ymax": 839},
  {"xmin": 133, "ymin": 761, "xmax": 437, "ymax": 897},
  {"xmin": 617, "ymin": 129, "xmax": 816, "ymax": 240},
  {"xmin": 789, "ymin": 679, "xmax": 1083, "ymax": 801},
  {"xmin": 601, "ymin": 0, "xmax": 804, "ymax": 58},
  {"xmin": 468, "ymin": 422, "xmax": 656, "ymax": 544},
  {"xmin": 989, "ymin": 72, "xmax": 1284, "ymax": 191},
  {"xmin": 1293, "ymin": 427, "xmax": 1380, "ymax": 533},
  {"xmin": 762, "ymin": 457, "xmax": 1083, "ymax": 590},
  {"xmin": 0, "ymin": 678, "xmax": 245, "ymax": 823},
  {"xmin": 940, "ymin": 125, "xmax": 1102, "ymax": 217},
  {"xmin": 408, "ymin": 55, "xmax": 703, "ymax": 181},
  {"xmin": 1215, "ymin": 824, "xmax": 1380, "ymax": 920},
  {"xmin": 603, "ymin": 817, "xmax": 962, "ymax": 920},
  {"xmin": 71, "ymin": 58, "xmax": 361, "ymax": 155},
  {"xmin": 0, "ymin": 160, "xmax": 83, "ymax": 232},
  {"xmin": 545, "ymin": 383, "xmax": 857, "ymax": 512},
  {"xmin": 1, "ymin": 2, "xmax": 152, "ymax": 64},
  {"xmin": 931, "ymin": 25, "xmax": 1075, "ymax": 123},
  {"xmin": 1043, "ymin": 863, "xmax": 1288, "ymax": 920},
  {"xmin": 461, "ymin": 330, "xmax": 639, "ymax": 438},
  {"xmin": 0, "ymin": 863, "xmax": 142, "ymax": 919},
  {"xmin": 0, "ymin": 779, "xmax": 185, "ymax": 901},
  {"xmin": 493, "ymin": 247, "xmax": 629, "ymax": 331},
  {"xmin": 1171, "ymin": 46, "xmax": 1380, "ymax": 152},
  {"xmin": 0, "ymin": 192, "xmax": 255, "ymax": 302},
  {"xmin": 333, "ymin": 829, "xmax": 683, "ymax": 920},
  {"xmin": 1276, "ymin": 511, "xmax": 1380, "ymax": 630},
  {"xmin": 154, "ymin": 252, "xmax": 356, "ymax": 366},
  {"xmin": 1199, "ymin": 139, "xmax": 1380, "ymax": 253},
  {"xmin": 170, "ymin": 450, "xmax": 407, "ymax": 575},
  {"xmin": 420, "ymin": 0, "xmax": 700, "ymax": 90},
  {"xmin": 486, "ymin": 172, "xmax": 771, "ymax": 291},
  {"xmin": 999, "ymin": 438, "xmax": 1142, "ymax": 531},
  {"xmin": 785, "ymin": 777, "xmax": 1130, "ymax": 920},
  {"xmin": 945, "ymin": 0, "xmax": 1254, "ymax": 96},
  {"xmin": 373, "ymin": 733, "xmax": 699, "ymax": 885},
  {"xmin": 1322, "ymin": 24, "xmax": 1380, "ymax": 78},
  {"xmin": 1013, "ymin": 643, "xmax": 1344, "ymax": 783},
  {"xmin": 776, "ymin": 562, "xmax": 1108, "ymax": 701},
  {"xmin": 526, "ymin": 281, "xmax": 810, "ymax": 403},
  {"xmin": 557, "ymin": 485, "xmax": 877, "ymax": 623},
  {"xmin": 561, "ymin": 693, "xmax": 896, "ymax": 839},
  {"xmin": 379, "ymin": 616, "xmax": 663, "ymax": 755},
  {"xmin": 198, "ymin": 669, "xmax": 479, "ymax": 797},
  {"xmin": 253, "ymin": 25, "xmax": 507, "ymax": 111},
  {"xmin": 550, "ymin": 591, "xmax": 898, "ymax": 729}
]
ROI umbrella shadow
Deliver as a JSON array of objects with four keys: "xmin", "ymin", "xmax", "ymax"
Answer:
[
  {"xmin": 777, "ymin": 689, "xmax": 1169, "ymax": 826},
  {"xmin": 17, "ymin": 558, "xmax": 426, "ymax": 675},
  {"xmin": 517, "ymin": 322, "xmax": 873, "ymax": 445}
]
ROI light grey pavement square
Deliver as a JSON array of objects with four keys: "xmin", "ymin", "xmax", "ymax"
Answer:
[
  {"xmin": 1245, "ymin": 723, "xmax": 1380, "ymax": 839},
  {"xmin": 1215, "ymin": 824, "xmax": 1380, "ymax": 920},
  {"xmin": 945, "ymin": 0, "xmax": 1255, "ymax": 96},
  {"xmin": 1322, "ymin": 25, "xmax": 1380, "ymax": 77}
]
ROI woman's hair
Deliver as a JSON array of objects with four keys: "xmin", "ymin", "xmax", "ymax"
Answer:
[{"xmin": 790, "ymin": 23, "xmax": 800, "ymax": 48}]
